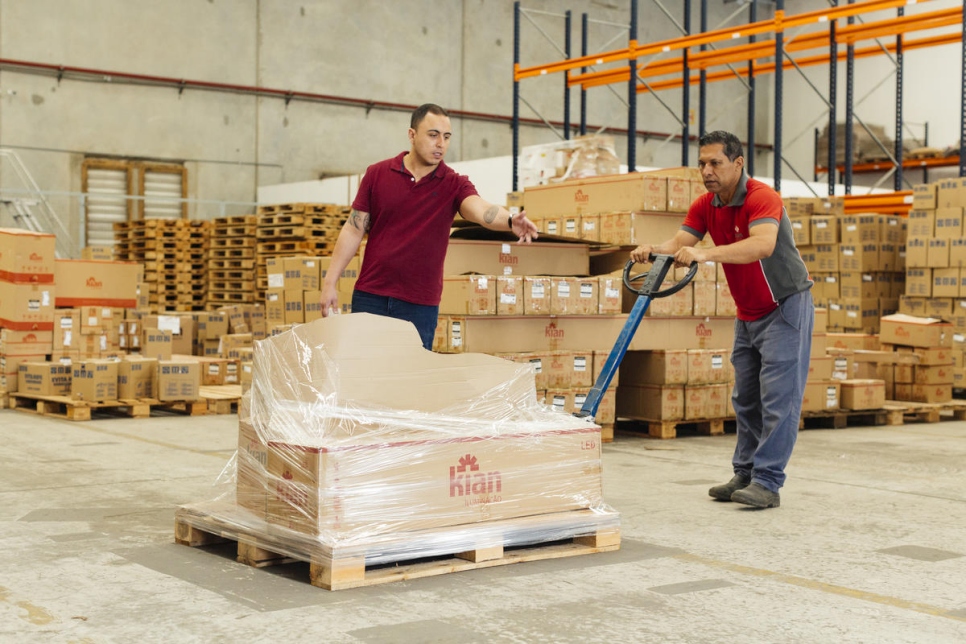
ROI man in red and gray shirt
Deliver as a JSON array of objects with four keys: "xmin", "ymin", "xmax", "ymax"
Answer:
[
  {"xmin": 321, "ymin": 103, "xmax": 538, "ymax": 349},
  {"xmin": 632, "ymin": 130, "xmax": 813, "ymax": 509}
]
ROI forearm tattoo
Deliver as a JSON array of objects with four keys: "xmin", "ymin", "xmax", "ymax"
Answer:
[
  {"xmin": 349, "ymin": 209, "xmax": 371, "ymax": 233},
  {"xmin": 483, "ymin": 205, "xmax": 499, "ymax": 224}
]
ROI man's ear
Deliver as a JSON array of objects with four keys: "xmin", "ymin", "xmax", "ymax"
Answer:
[
  {"xmin": 408, "ymin": 128, "xmax": 416, "ymax": 143},
  {"xmin": 734, "ymin": 155, "xmax": 745, "ymax": 172}
]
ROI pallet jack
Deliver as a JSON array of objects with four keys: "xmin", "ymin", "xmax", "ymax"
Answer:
[{"xmin": 576, "ymin": 253, "xmax": 698, "ymax": 421}]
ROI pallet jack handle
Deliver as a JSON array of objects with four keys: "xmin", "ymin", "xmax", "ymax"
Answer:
[{"xmin": 575, "ymin": 254, "xmax": 698, "ymax": 421}]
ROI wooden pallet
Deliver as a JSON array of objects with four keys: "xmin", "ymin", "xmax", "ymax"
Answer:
[
  {"xmin": 616, "ymin": 416, "xmax": 733, "ymax": 440},
  {"xmin": 200, "ymin": 385, "xmax": 242, "ymax": 414},
  {"xmin": 175, "ymin": 502, "xmax": 620, "ymax": 591},
  {"xmin": 7, "ymin": 393, "xmax": 208, "ymax": 421},
  {"xmin": 801, "ymin": 400, "xmax": 966, "ymax": 428}
]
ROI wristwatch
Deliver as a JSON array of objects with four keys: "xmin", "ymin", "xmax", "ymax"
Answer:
[{"xmin": 507, "ymin": 213, "xmax": 514, "ymax": 229}]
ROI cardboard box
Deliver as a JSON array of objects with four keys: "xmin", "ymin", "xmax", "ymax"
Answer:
[
  {"xmin": 440, "ymin": 275, "xmax": 496, "ymax": 316},
  {"xmin": 53, "ymin": 259, "xmax": 139, "ymax": 308},
  {"xmin": 543, "ymin": 351, "xmax": 573, "ymax": 389},
  {"xmin": 237, "ymin": 420, "xmax": 268, "ymax": 516},
  {"xmin": 580, "ymin": 214, "xmax": 601, "ymax": 242},
  {"xmin": 118, "ymin": 356, "xmax": 157, "ymax": 399},
  {"xmin": 156, "ymin": 360, "xmax": 200, "ymax": 401},
  {"xmin": 283, "ymin": 290, "xmax": 305, "ymax": 325},
  {"xmin": 220, "ymin": 333, "xmax": 253, "ymax": 360},
  {"xmin": 0, "ymin": 228, "xmax": 56, "ymax": 283},
  {"xmin": 811, "ymin": 216, "xmax": 838, "ymax": 244},
  {"xmin": 616, "ymin": 384, "xmax": 684, "ymax": 420},
  {"xmin": 196, "ymin": 312, "xmax": 229, "ymax": 341},
  {"xmin": 879, "ymin": 314, "xmax": 953, "ymax": 349},
  {"xmin": 523, "ymin": 277, "xmax": 553, "ymax": 315},
  {"xmin": 598, "ymin": 276, "xmax": 623, "ymax": 314},
  {"xmin": 0, "ymin": 329, "xmax": 53, "ymax": 356},
  {"xmin": 141, "ymin": 314, "xmax": 194, "ymax": 356},
  {"xmin": 142, "ymin": 329, "xmax": 173, "ymax": 361},
  {"xmin": 283, "ymin": 256, "xmax": 321, "ymax": 291},
  {"xmin": 523, "ymin": 172, "xmax": 668, "ymax": 216},
  {"xmin": 912, "ymin": 183, "xmax": 937, "ymax": 210},
  {"xmin": 839, "ymin": 379, "xmax": 885, "ymax": 410},
  {"xmin": 620, "ymin": 350, "xmax": 688, "ymax": 385},
  {"xmin": 443, "ymin": 240, "xmax": 588, "ymax": 277},
  {"xmin": 71, "ymin": 359, "xmax": 118, "ymax": 402},
  {"xmin": 789, "ymin": 217, "xmax": 810, "ymax": 246},
  {"xmin": 894, "ymin": 383, "xmax": 952, "ymax": 403},
  {"xmin": 684, "ymin": 383, "xmax": 729, "ymax": 420},
  {"xmin": 0, "ymin": 281, "xmax": 55, "ymax": 330},
  {"xmin": 19, "ymin": 361, "xmax": 72, "ymax": 396},
  {"xmin": 551, "ymin": 278, "xmax": 579, "ymax": 315},
  {"xmin": 687, "ymin": 349, "xmax": 731, "ymax": 384},
  {"xmin": 81, "ymin": 245, "xmax": 114, "ymax": 261},
  {"xmin": 496, "ymin": 276, "xmax": 524, "ymax": 316},
  {"xmin": 800, "ymin": 380, "xmax": 840, "ymax": 412},
  {"xmin": 934, "ymin": 207, "xmax": 964, "ymax": 239}
]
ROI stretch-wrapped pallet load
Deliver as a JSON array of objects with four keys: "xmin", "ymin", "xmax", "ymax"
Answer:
[{"xmin": 176, "ymin": 313, "xmax": 619, "ymax": 587}]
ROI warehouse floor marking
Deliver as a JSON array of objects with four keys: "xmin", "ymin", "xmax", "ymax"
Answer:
[{"xmin": 675, "ymin": 552, "xmax": 966, "ymax": 622}]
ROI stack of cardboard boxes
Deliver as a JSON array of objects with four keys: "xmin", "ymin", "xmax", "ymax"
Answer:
[
  {"xmin": 787, "ymin": 196, "xmax": 904, "ymax": 334},
  {"xmin": 264, "ymin": 255, "xmax": 359, "ymax": 329},
  {"xmin": 0, "ymin": 229, "xmax": 57, "ymax": 395}
]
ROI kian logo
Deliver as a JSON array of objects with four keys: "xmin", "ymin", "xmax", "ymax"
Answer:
[
  {"xmin": 545, "ymin": 322, "xmax": 563, "ymax": 339},
  {"xmin": 450, "ymin": 453, "xmax": 502, "ymax": 505},
  {"xmin": 86, "ymin": 276, "xmax": 103, "ymax": 289},
  {"xmin": 29, "ymin": 252, "xmax": 43, "ymax": 261},
  {"xmin": 574, "ymin": 189, "xmax": 590, "ymax": 204},
  {"xmin": 695, "ymin": 323, "xmax": 713, "ymax": 338}
]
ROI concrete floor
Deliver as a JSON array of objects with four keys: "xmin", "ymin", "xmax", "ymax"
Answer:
[{"xmin": 2, "ymin": 408, "xmax": 966, "ymax": 644}]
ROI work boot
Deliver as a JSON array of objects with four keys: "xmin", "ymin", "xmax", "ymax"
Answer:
[
  {"xmin": 731, "ymin": 482, "xmax": 781, "ymax": 508},
  {"xmin": 708, "ymin": 474, "xmax": 751, "ymax": 502}
]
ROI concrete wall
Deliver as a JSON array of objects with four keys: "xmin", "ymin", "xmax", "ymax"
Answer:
[{"xmin": 0, "ymin": 0, "xmax": 959, "ymax": 241}]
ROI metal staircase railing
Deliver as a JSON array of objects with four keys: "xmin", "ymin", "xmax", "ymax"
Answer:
[{"xmin": 0, "ymin": 148, "xmax": 76, "ymax": 258}]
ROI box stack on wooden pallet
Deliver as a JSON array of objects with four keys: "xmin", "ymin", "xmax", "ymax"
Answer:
[
  {"xmin": 114, "ymin": 219, "xmax": 210, "ymax": 313},
  {"xmin": 207, "ymin": 215, "xmax": 258, "ymax": 310},
  {"xmin": 254, "ymin": 203, "xmax": 350, "ymax": 302}
]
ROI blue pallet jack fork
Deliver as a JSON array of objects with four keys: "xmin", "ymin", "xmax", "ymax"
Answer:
[{"xmin": 576, "ymin": 254, "xmax": 698, "ymax": 421}]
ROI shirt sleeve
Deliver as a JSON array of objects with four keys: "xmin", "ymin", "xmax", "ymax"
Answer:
[
  {"xmin": 681, "ymin": 194, "xmax": 710, "ymax": 238},
  {"xmin": 352, "ymin": 164, "xmax": 377, "ymax": 213},
  {"xmin": 452, "ymin": 173, "xmax": 479, "ymax": 212},
  {"xmin": 746, "ymin": 185, "xmax": 784, "ymax": 226}
]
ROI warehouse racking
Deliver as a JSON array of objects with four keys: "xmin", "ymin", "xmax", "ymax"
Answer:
[{"xmin": 511, "ymin": 0, "xmax": 966, "ymax": 208}]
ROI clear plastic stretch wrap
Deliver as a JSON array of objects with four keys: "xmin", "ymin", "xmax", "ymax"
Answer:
[{"xmin": 178, "ymin": 313, "xmax": 619, "ymax": 566}]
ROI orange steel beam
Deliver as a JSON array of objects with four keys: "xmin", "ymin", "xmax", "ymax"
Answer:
[
  {"xmin": 515, "ymin": 0, "xmax": 931, "ymax": 81},
  {"xmin": 841, "ymin": 192, "xmax": 913, "ymax": 215},
  {"xmin": 817, "ymin": 156, "xmax": 962, "ymax": 173},
  {"xmin": 570, "ymin": 28, "xmax": 960, "ymax": 92},
  {"xmin": 837, "ymin": 7, "xmax": 960, "ymax": 44}
]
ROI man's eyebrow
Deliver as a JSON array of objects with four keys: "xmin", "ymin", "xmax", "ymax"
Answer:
[{"xmin": 426, "ymin": 129, "xmax": 452, "ymax": 135}]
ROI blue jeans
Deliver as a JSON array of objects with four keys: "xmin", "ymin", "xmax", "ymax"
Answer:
[
  {"xmin": 351, "ymin": 290, "xmax": 439, "ymax": 351},
  {"xmin": 730, "ymin": 289, "xmax": 814, "ymax": 492}
]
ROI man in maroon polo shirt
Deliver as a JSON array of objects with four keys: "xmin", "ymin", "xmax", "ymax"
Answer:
[{"xmin": 320, "ymin": 103, "xmax": 538, "ymax": 350}]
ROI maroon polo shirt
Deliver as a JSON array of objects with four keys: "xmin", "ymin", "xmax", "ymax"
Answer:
[{"xmin": 352, "ymin": 152, "xmax": 478, "ymax": 305}]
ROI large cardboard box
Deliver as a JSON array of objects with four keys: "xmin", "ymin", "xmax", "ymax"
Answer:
[
  {"xmin": 443, "ymin": 240, "xmax": 589, "ymax": 277},
  {"xmin": 523, "ymin": 277, "xmax": 553, "ymax": 315},
  {"xmin": 142, "ymin": 329, "xmax": 173, "ymax": 361},
  {"xmin": 118, "ymin": 356, "xmax": 157, "ymax": 399},
  {"xmin": 523, "ymin": 172, "xmax": 668, "ymax": 217},
  {"xmin": 71, "ymin": 359, "xmax": 118, "ymax": 402},
  {"xmin": 19, "ymin": 361, "xmax": 72, "ymax": 396},
  {"xmin": 687, "ymin": 349, "xmax": 732, "ymax": 384},
  {"xmin": 0, "ymin": 329, "xmax": 52, "ymax": 356},
  {"xmin": 879, "ymin": 314, "xmax": 953, "ymax": 349},
  {"xmin": 800, "ymin": 380, "xmax": 840, "ymax": 412},
  {"xmin": 0, "ymin": 228, "xmax": 56, "ymax": 283},
  {"xmin": 53, "ymin": 259, "xmax": 139, "ymax": 308},
  {"xmin": 252, "ymin": 314, "xmax": 606, "ymax": 537},
  {"xmin": 598, "ymin": 211, "xmax": 686, "ymax": 247},
  {"xmin": 496, "ymin": 276, "xmax": 524, "ymax": 316},
  {"xmin": 156, "ymin": 360, "xmax": 200, "ymax": 401},
  {"xmin": 839, "ymin": 379, "xmax": 885, "ymax": 410},
  {"xmin": 616, "ymin": 384, "xmax": 684, "ymax": 420},
  {"xmin": 0, "ymin": 281, "xmax": 55, "ymax": 330},
  {"xmin": 620, "ymin": 350, "xmax": 688, "ymax": 385},
  {"xmin": 142, "ymin": 314, "xmax": 194, "ymax": 355},
  {"xmin": 440, "ymin": 275, "xmax": 496, "ymax": 316},
  {"xmin": 283, "ymin": 256, "xmax": 321, "ymax": 291}
]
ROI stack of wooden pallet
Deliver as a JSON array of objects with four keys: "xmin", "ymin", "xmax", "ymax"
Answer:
[
  {"xmin": 113, "ymin": 219, "xmax": 209, "ymax": 312},
  {"xmin": 254, "ymin": 203, "xmax": 349, "ymax": 301},
  {"xmin": 207, "ymin": 215, "xmax": 258, "ymax": 309}
]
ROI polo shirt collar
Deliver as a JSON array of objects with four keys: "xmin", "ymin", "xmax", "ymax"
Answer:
[
  {"xmin": 393, "ymin": 151, "xmax": 445, "ymax": 180},
  {"xmin": 711, "ymin": 171, "xmax": 749, "ymax": 207}
]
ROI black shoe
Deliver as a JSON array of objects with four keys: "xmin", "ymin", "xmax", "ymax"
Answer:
[
  {"xmin": 731, "ymin": 482, "xmax": 780, "ymax": 508},
  {"xmin": 708, "ymin": 474, "xmax": 751, "ymax": 502}
]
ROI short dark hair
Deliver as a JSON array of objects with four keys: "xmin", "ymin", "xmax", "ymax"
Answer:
[
  {"xmin": 411, "ymin": 103, "xmax": 449, "ymax": 130},
  {"xmin": 699, "ymin": 130, "xmax": 743, "ymax": 161}
]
